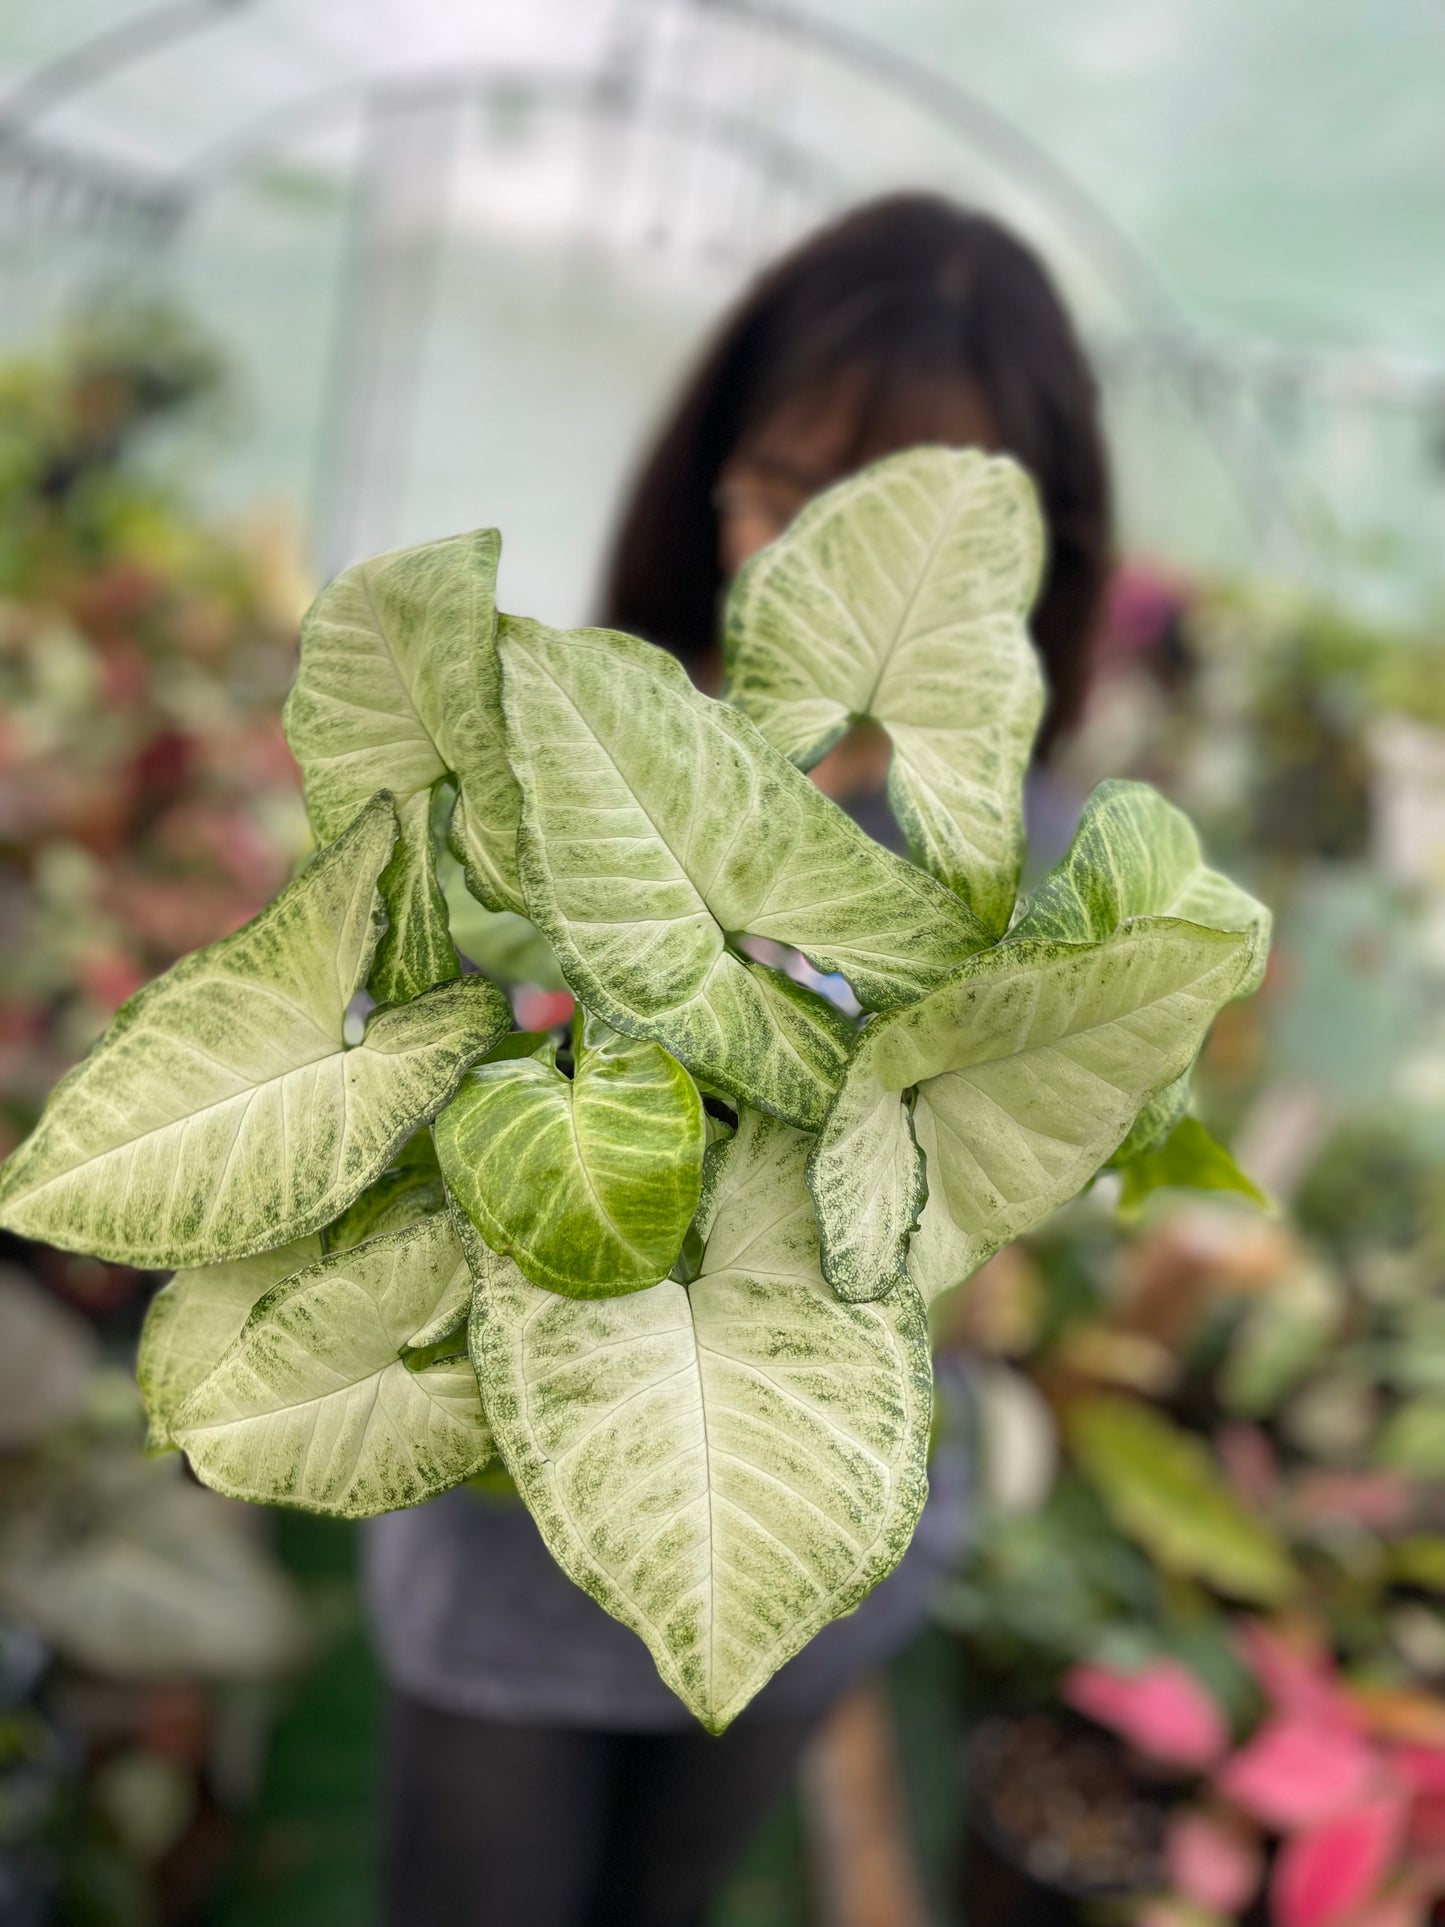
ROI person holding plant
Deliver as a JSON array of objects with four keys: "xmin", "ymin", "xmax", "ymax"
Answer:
[{"xmin": 364, "ymin": 193, "xmax": 1115, "ymax": 1927}]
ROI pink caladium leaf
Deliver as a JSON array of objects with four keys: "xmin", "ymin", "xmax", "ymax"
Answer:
[
  {"xmin": 1236, "ymin": 1621, "xmax": 1358, "ymax": 1733},
  {"xmin": 1064, "ymin": 1659, "xmax": 1228, "ymax": 1769},
  {"xmin": 1271, "ymin": 1794, "xmax": 1405, "ymax": 1927},
  {"xmin": 1389, "ymin": 1745, "xmax": 1445, "ymax": 1799},
  {"xmin": 1166, "ymin": 1806, "xmax": 1264, "ymax": 1914},
  {"xmin": 1219, "ymin": 1719, "xmax": 1377, "ymax": 1831}
]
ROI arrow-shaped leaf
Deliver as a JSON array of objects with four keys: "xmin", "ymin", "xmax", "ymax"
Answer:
[
  {"xmin": 285, "ymin": 529, "xmax": 525, "ymax": 1001},
  {"xmin": 172, "ymin": 1214, "xmax": 491, "ymax": 1517},
  {"xmin": 811, "ymin": 922, "xmax": 1253, "ymax": 1304},
  {"xmin": 468, "ymin": 1109, "xmax": 933, "ymax": 1731},
  {"xmin": 499, "ymin": 617, "xmax": 985, "ymax": 1126},
  {"xmin": 725, "ymin": 446, "xmax": 1045, "ymax": 931},
  {"xmin": 0, "ymin": 796, "xmax": 513, "ymax": 1267}
]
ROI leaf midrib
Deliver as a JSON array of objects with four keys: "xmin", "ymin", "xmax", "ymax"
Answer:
[{"xmin": 6, "ymin": 1016, "xmax": 457, "ymax": 1201}]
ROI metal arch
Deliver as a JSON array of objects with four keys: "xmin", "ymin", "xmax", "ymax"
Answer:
[
  {"xmin": 0, "ymin": 0, "xmax": 250, "ymax": 139},
  {"xmin": 695, "ymin": 0, "xmax": 1184, "ymax": 329},
  {"xmin": 1, "ymin": 0, "xmax": 1179, "ymax": 331},
  {"xmin": 0, "ymin": 132, "xmax": 182, "ymax": 234},
  {"xmin": 178, "ymin": 63, "xmax": 846, "ymax": 211},
  {"xmin": 0, "ymin": 0, "xmax": 1299, "ymax": 550},
  {"xmin": 0, "ymin": 0, "xmax": 245, "ymax": 234}
]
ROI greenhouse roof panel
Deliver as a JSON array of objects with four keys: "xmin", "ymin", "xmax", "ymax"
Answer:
[{"xmin": 2, "ymin": 0, "xmax": 1440, "ymax": 357}]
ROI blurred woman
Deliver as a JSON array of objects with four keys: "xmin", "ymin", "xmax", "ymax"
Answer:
[{"xmin": 369, "ymin": 191, "xmax": 1112, "ymax": 1927}]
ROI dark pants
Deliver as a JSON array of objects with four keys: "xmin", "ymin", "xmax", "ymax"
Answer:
[{"xmin": 381, "ymin": 1690, "xmax": 817, "ymax": 1927}]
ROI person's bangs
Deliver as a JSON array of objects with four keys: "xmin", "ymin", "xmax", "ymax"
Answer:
[{"xmin": 735, "ymin": 348, "xmax": 999, "ymax": 484}]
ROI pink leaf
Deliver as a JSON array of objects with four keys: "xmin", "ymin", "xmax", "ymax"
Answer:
[
  {"xmin": 1167, "ymin": 1807, "xmax": 1264, "ymax": 1913},
  {"xmin": 1389, "ymin": 1745, "xmax": 1445, "ymax": 1798},
  {"xmin": 1271, "ymin": 1794, "xmax": 1404, "ymax": 1927},
  {"xmin": 1402, "ymin": 1790, "xmax": 1445, "ymax": 1856},
  {"xmin": 1236, "ymin": 1621, "xmax": 1356, "ymax": 1732},
  {"xmin": 1220, "ymin": 1719, "xmax": 1377, "ymax": 1831},
  {"xmin": 1064, "ymin": 1660, "xmax": 1227, "ymax": 1769}
]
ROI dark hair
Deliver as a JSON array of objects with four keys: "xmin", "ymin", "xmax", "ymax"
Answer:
[{"xmin": 598, "ymin": 193, "xmax": 1112, "ymax": 747}]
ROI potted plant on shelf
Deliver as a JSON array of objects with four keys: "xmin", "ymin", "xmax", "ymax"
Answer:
[{"xmin": 0, "ymin": 446, "xmax": 1270, "ymax": 1733}]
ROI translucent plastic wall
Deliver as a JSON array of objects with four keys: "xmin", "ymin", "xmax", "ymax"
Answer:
[{"xmin": 3, "ymin": 0, "xmax": 1441, "ymax": 622}]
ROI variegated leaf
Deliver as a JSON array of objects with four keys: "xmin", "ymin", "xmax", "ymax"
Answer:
[
  {"xmin": 499, "ymin": 617, "xmax": 985, "ymax": 1127},
  {"xmin": 437, "ymin": 1015, "xmax": 705, "ymax": 1297},
  {"xmin": 0, "ymin": 796, "xmax": 513, "ymax": 1267},
  {"xmin": 724, "ymin": 447, "xmax": 1044, "ymax": 931},
  {"xmin": 811, "ymin": 923, "xmax": 1253, "ymax": 1305},
  {"xmin": 1010, "ymin": 778, "xmax": 1271, "ymax": 993},
  {"xmin": 173, "ymin": 1214, "xmax": 490, "ymax": 1517},
  {"xmin": 468, "ymin": 1109, "xmax": 933, "ymax": 1732},
  {"xmin": 139, "ymin": 1236, "xmax": 322, "ymax": 1451},
  {"xmin": 284, "ymin": 528, "xmax": 525, "ymax": 1002},
  {"xmin": 324, "ymin": 1131, "xmax": 448, "ymax": 1250}
]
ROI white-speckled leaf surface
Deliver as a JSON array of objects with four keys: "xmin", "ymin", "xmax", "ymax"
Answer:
[
  {"xmin": 139, "ymin": 1236, "xmax": 323, "ymax": 1451},
  {"xmin": 437, "ymin": 1016, "xmax": 705, "ymax": 1298},
  {"xmin": 468, "ymin": 1110, "xmax": 933, "ymax": 1731},
  {"xmin": 0, "ymin": 797, "xmax": 512, "ymax": 1267},
  {"xmin": 370, "ymin": 784, "xmax": 461, "ymax": 1006},
  {"xmin": 811, "ymin": 923, "xmax": 1252, "ymax": 1304},
  {"xmin": 499, "ymin": 617, "xmax": 985, "ymax": 1126},
  {"xmin": 1109, "ymin": 1070, "xmax": 1193, "ymax": 1166},
  {"xmin": 725, "ymin": 448, "xmax": 1044, "ymax": 931},
  {"xmin": 323, "ymin": 1153, "xmax": 448, "ymax": 1251},
  {"xmin": 1010, "ymin": 779, "xmax": 1271, "ymax": 991},
  {"xmin": 284, "ymin": 529, "xmax": 525, "ymax": 1001},
  {"xmin": 173, "ymin": 1214, "xmax": 491, "ymax": 1517}
]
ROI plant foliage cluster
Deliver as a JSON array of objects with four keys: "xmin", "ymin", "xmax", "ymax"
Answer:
[{"xmin": 0, "ymin": 447, "xmax": 1270, "ymax": 1729}]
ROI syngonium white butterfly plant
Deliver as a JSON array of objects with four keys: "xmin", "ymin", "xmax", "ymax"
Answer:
[{"xmin": 0, "ymin": 448, "xmax": 1270, "ymax": 1733}]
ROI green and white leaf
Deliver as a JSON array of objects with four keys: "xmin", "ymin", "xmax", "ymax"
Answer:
[
  {"xmin": 284, "ymin": 529, "xmax": 525, "ymax": 1001},
  {"xmin": 437, "ymin": 1015, "xmax": 705, "ymax": 1297},
  {"xmin": 469, "ymin": 1109, "xmax": 933, "ymax": 1732},
  {"xmin": 1011, "ymin": 778, "xmax": 1271, "ymax": 995},
  {"xmin": 139, "ymin": 1236, "xmax": 322, "ymax": 1451},
  {"xmin": 1110, "ymin": 1071, "xmax": 1193, "ymax": 1166},
  {"xmin": 370, "ymin": 782, "xmax": 462, "ymax": 1005},
  {"xmin": 173, "ymin": 1214, "xmax": 491, "ymax": 1518},
  {"xmin": 810, "ymin": 922, "xmax": 1253, "ymax": 1304},
  {"xmin": 725, "ymin": 447, "xmax": 1045, "ymax": 931},
  {"xmin": 442, "ymin": 850, "xmax": 569, "ymax": 989},
  {"xmin": 1115, "ymin": 1116, "xmax": 1270, "ymax": 1222},
  {"xmin": 324, "ymin": 1131, "xmax": 448, "ymax": 1250},
  {"xmin": 499, "ymin": 617, "xmax": 985, "ymax": 1127},
  {"xmin": 0, "ymin": 796, "xmax": 513, "ymax": 1267},
  {"xmin": 739, "ymin": 961, "xmax": 858, "ymax": 1107}
]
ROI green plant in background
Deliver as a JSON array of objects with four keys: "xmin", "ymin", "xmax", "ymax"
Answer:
[{"xmin": 0, "ymin": 447, "xmax": 1269, "ymax": 1732}]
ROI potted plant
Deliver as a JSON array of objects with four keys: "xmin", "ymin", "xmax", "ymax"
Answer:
[{"xmin": 0, "ymin": 446, "xmax": 1270, "ymax": 1733}]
